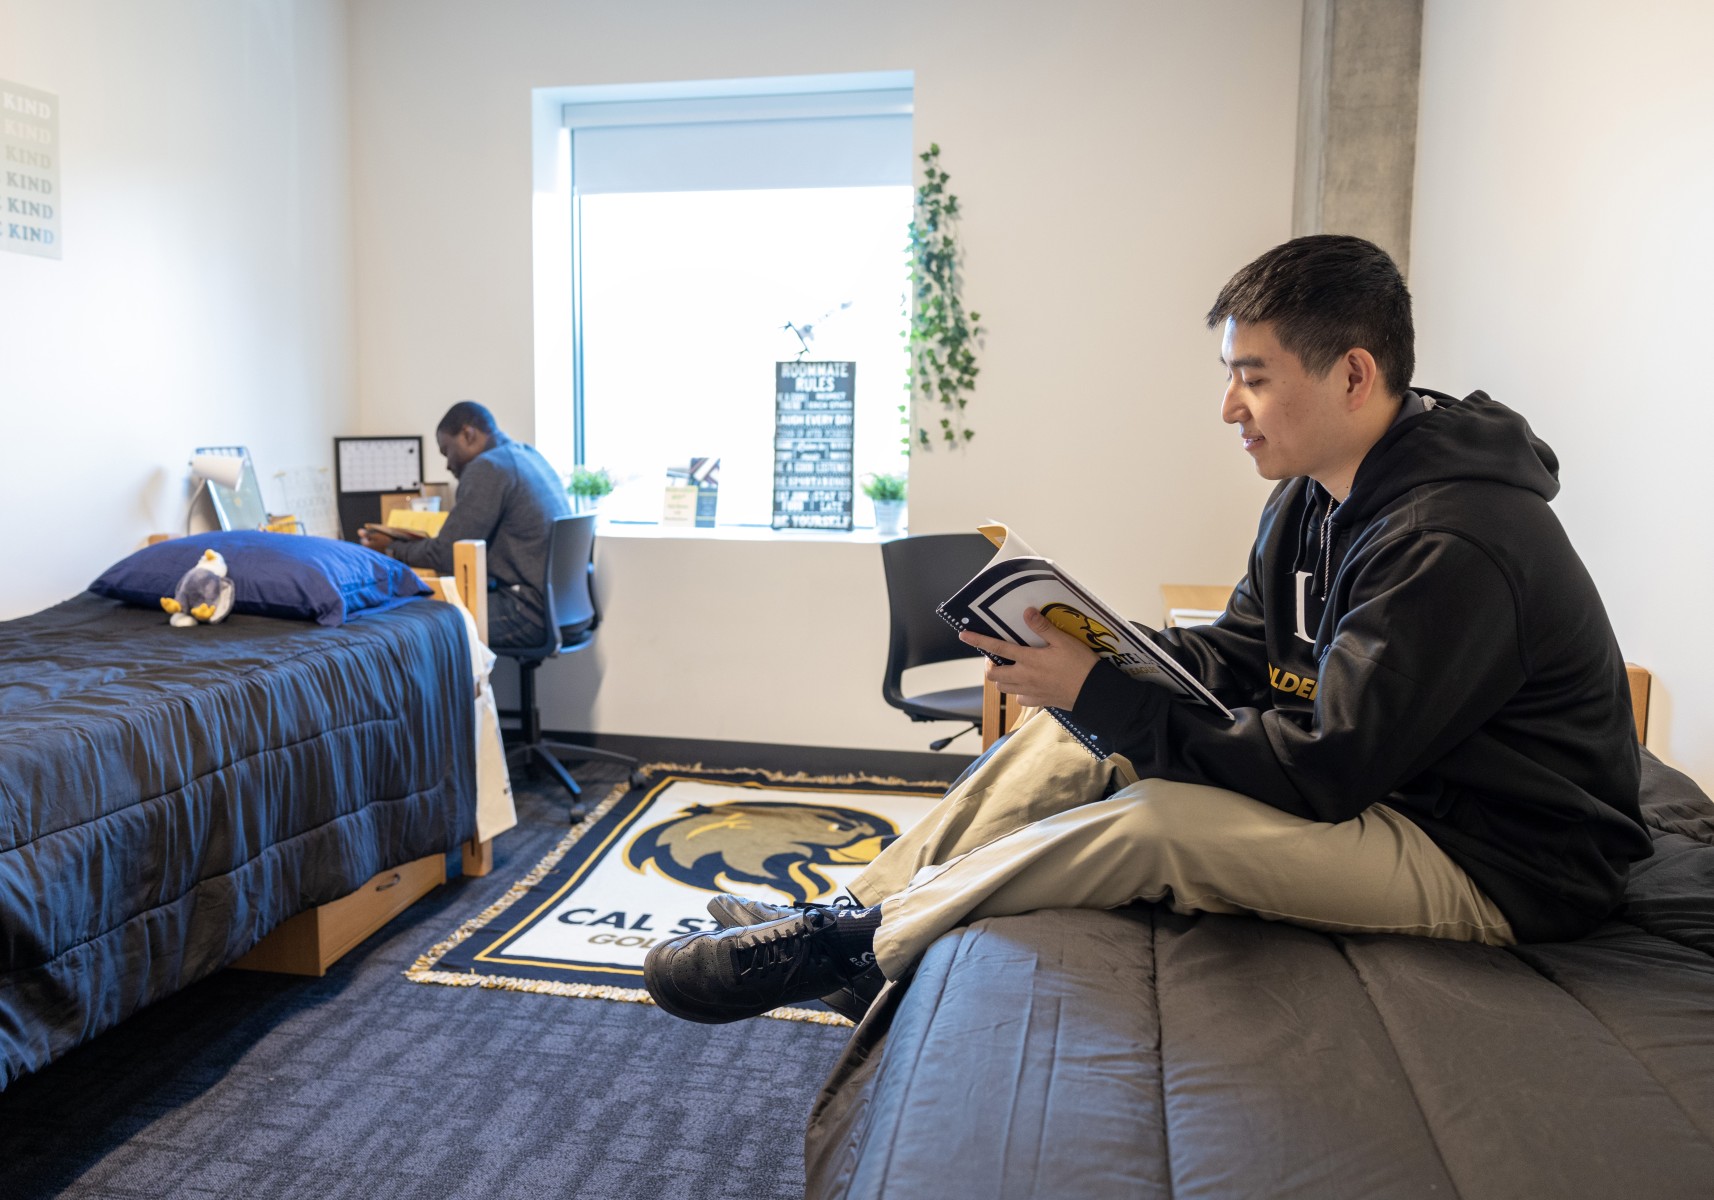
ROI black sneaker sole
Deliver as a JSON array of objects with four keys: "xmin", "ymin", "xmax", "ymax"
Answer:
[{"xmin": 819, "ymin": 966, "xmax": 883, "ymax": 1024}]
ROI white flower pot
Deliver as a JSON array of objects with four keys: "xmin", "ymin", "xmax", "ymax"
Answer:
[{"xmin": 874, "ymin": 498, "xmax": 906, "ymax": 537}]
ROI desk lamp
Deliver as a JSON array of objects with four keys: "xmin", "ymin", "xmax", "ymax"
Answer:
[{"xmin": 186, "ymin": 453, "xmax": 245, "ymax": 533}]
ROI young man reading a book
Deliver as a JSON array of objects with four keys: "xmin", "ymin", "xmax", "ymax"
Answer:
[
  {"xmin": 642, "ymin": 234, "xmax": 1652, "ymax": 1026},
  {"xmin": 359, "ymin": 401, "xmax": 570, "ymax": 650}
]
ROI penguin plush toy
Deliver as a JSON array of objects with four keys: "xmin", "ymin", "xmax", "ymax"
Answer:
[{"xmin": 160, "ymin": 549, "xmax": 237, "ymax": 628}]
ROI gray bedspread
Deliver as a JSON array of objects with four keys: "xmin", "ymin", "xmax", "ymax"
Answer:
[
  {"xmin": 0, "ymin": 593, "xmax": 475, "ymax": 1090},
  {"xmin": 806, "ymin": 750, "xmax": 1714, "ymax": 1199}
]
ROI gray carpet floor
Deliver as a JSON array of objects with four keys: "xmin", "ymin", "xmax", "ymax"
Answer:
[{"xmin": 0, "ymin": 756, "xmax": 919, "ymax": 1200}]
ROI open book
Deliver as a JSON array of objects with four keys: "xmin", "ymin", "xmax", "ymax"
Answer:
[
  {"xmin": 363, "ymin": 523, "xmax": 431, "ymax": 541},
  {"xmin": 937, "ymin": 523, "xmax": 1233, "ymax": 757},
  {"xmin": 362, "ymin": 508, "xmax": 450, "ymax": 542}
]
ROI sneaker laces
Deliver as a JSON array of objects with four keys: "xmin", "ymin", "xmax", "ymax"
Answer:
[{"xmin": 734, "ymin": 908, "xmax": 836, "ymax": 981}]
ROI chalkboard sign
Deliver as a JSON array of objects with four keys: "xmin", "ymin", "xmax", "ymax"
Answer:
[{"xmin": 772, "ymin": 361, "xmax": 856, "ymax": 531}]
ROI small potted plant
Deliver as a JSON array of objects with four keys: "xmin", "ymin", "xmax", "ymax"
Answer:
[
  {"xmin": 567, "ymin": 466, "xmax": 615, "ymax": 515},
  {"xmin": 863, "ymin": 472, "xmax": 908, "ymax": 537}
]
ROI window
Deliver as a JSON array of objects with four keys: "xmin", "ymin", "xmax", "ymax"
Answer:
[{"xmin": 554, "ymin": 74, "xmax": 913, "ymax": 530}]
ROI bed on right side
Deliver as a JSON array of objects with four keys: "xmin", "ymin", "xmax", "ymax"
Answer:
[{"xmin": 805, "ymin": 687, "xmax": 1714, "ymax": 1199}]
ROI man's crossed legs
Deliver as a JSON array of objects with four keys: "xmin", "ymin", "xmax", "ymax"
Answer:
[{"xmin": 643, "ymin": 711, "xmax": 1514, "ymax": 1024}]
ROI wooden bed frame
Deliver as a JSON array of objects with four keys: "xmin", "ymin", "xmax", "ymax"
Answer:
[
  {"xmin": 142, "ymin": 535, "xmax": 504, "ymax": 977},
  {"xmin": 414, "ymin": 539, "xmax": 496, "ymax": 877}
]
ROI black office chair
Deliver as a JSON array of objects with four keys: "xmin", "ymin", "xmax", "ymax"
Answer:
[
  {"xmin": 496, "ymin": 514, "xmax": 642, "ymax": 818},
  {"xmin": 880, "ymin": 532, "xmax": 996, "ymax": 751}
]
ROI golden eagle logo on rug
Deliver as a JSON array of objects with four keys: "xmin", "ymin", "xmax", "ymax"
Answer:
[
  {"xmin": 624, "ymin": 801, "xmax": 899, "ymax": 903},
  {"xmin": 1040, "ymin": 601, "xmax": 1121, "ymax": 656}
]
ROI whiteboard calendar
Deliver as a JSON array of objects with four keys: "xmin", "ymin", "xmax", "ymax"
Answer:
[{"xmin": 335, "ymin": 437, "xmax": 423, "ymax": 494}]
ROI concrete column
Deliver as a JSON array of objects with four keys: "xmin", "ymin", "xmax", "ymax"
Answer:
[{"xmin": 1293, "ymin": 0, "xmax": 1424, "ymax": 276}]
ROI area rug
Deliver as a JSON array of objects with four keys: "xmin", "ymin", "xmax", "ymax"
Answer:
[{"xmin": 406, "ymin": 764, "xmax": 948, "ymax": 1024}]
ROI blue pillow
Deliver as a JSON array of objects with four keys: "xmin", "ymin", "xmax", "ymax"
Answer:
[{"xmin": 90, "ymin": 531, "xmax": 431, "ymax": 627}]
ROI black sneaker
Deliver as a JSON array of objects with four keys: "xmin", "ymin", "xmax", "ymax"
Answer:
[
  {"xmin": 645, "ymin": 909, "xmax": 860, "ymax": 1024},
  {"xmin": 704, "ymin": 895, "xmax": 884, "ymax": 1024}
]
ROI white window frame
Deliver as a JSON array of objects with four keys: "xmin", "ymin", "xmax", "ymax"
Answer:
[{"xmin": 530, "ymin": 71, "xmax": 914, "ymax": 532}]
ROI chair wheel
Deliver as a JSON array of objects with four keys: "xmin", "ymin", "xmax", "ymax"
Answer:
[{"xmin": 629, "ymin": 769, "xmax": 649, "ymax": 788}]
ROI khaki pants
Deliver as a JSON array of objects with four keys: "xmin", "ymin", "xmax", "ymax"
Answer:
[{"xmin": 854, "ymin": 710, "xmax": 1515, "ymax": 979}]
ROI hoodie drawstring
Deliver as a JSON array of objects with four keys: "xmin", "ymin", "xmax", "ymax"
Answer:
[{"xmin": 1320, "ymin": 493, "xmax": 1338, "ymax": 601}]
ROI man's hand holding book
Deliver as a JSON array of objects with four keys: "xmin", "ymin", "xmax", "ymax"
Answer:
[{"xmin": 959, "ymin": 606, "xmax": 1100, "ymax": 711}]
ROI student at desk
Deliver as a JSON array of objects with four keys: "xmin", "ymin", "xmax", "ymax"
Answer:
[{"xmin": 359, "ymin": 401, "xmax": 570, "ymax": 650}]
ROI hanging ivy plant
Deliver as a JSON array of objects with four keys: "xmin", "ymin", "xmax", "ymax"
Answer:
[{"xmin": 907, "ymin": 143, "xmax": 983, "ymax": 449}]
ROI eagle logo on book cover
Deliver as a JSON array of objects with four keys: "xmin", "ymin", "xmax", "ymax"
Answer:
[
  {"xmin": 624, "ymin": 801, "xmax": 899, "ymax": 903},
  {"xmin": 1040, "ymin": 601, "xmax": 1121, "ymax": 656}
]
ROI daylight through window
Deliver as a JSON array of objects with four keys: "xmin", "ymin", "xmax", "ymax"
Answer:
[{"xmin": 560, "ymin": 76, "xmax": 914, "ymax": 530}]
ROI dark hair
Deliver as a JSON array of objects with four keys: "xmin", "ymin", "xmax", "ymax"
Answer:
[
  {"xmin": 436, "ymin": 400, "xmax": 498, "ymax": 438},
  {"xmin": 1206, "ymin": 235, "xmax": 1414, "ymax": 396}
]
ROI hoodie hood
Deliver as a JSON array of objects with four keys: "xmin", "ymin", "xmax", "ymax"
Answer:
[{"xmin": 1337, "ymin": 389, "xmax": 1560, "ymax": 527}]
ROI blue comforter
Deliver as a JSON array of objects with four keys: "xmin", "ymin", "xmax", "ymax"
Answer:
[{"xmin": 0, "ymin": 593, "xmax": 475, "ymax": 1089}]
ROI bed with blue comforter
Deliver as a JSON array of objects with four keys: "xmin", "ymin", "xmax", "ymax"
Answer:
[{"xmin": 0, "ymin": 592, "xmax": 475, "ymax": 1090}]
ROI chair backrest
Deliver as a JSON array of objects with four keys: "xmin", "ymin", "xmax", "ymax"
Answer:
[
  {"xmin": 880, "ymin": 532, "xmax": 995, "ymax": 710},
  {"xmin": 544, "ymin": 514, "xmax": 599, "ymax": 652}
]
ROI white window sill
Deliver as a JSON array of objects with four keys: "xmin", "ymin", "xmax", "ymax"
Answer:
[{"xmin": 594, "ymin": 520, "xmax": 903, "ymax": 544}]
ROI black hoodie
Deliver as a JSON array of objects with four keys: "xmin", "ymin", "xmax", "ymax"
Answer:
[{"xmin": 1071, "ymin": 389, "xmax": 1651, "ymax": 943}]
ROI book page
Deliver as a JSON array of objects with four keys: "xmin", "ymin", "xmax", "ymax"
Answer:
[{"xmin": 977, "ymin": 521, "xmax": 1039, "ymax": 563}]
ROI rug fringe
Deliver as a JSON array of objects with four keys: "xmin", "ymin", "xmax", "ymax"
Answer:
[
  {"xmin": 640, "ymin": 761, "xmax": 951, "ymax": 791},
  {"xmin": 404, "ymin": 968, "xmax": 851, "ymax": 1026}
]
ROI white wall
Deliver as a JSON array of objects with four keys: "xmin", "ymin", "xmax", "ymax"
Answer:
[
  {"xmin": 1412, "ymin": 0, "xmax": 1714, "ymax": 789},
  {"xmin": 0, "ymin": 0, "xmax": 354, "ymax": 619},
  {"xmin": 348, "ymin": 0, "xmax": 1299, "ymax": 751},
  {"xmin": 9, "ymin": 0, "xmax": 1701, "ymax": 774}
]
